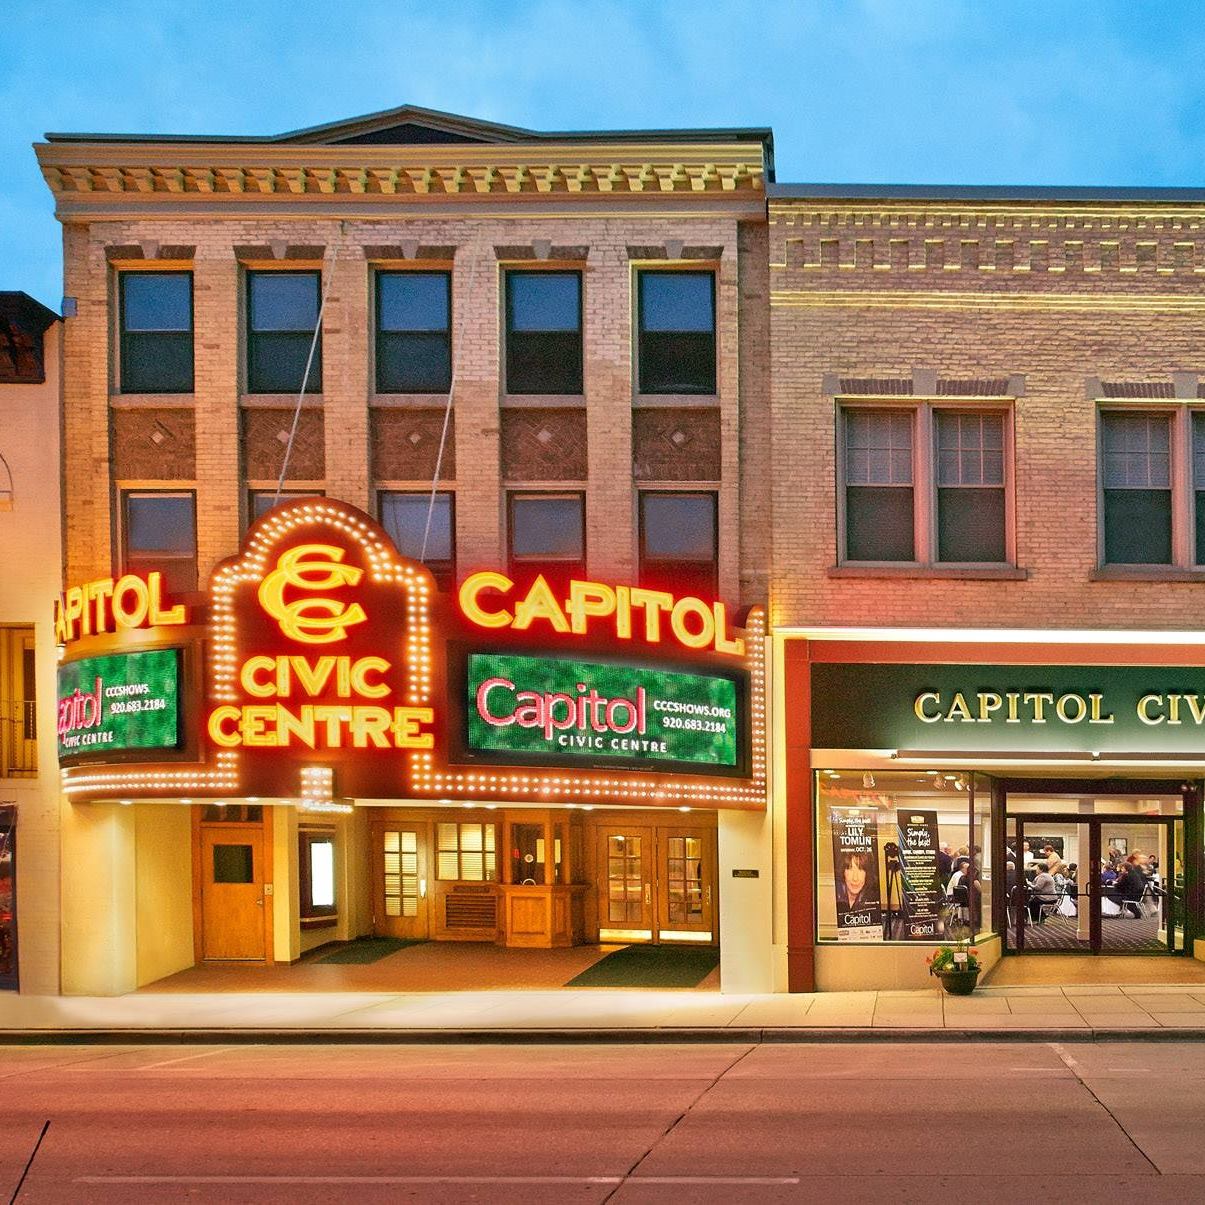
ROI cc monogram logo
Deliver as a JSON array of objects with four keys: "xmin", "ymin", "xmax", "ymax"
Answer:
[{"xmin": 257, "ymin": 544, "xmax": 368, "ymax": 644}]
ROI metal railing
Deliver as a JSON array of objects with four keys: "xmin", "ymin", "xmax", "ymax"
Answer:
[{"xmin": 0, "ymin": 701, "xmax": 36, "ymax": 777}]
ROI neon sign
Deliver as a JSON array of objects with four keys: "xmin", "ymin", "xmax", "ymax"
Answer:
[
  {"xmin": 458, "ymin": 572, "xmax": 745, "ymax": 657},
  {"xmin": 54, "ymin": 572, "xmax": 187, "ymax": 645}
]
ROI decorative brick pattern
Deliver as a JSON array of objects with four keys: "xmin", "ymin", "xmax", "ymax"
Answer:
[
  {"xmin": 242, "ymin": 407, "xmax": 325, "ymax": 481},
  {"xmin": 500, "ymin": 408, "xmax": 587, "ymax": 481},
  {"xmin": 110, "ymin": 408, "xmax": 196, "ymax": 479},
  {"xmin": 371, "ymin": 407, "xmax": 455, "ymax": 480},
  {"xmin": 632, "ymin": 408, "xmax": 722, "ymax": 481}
]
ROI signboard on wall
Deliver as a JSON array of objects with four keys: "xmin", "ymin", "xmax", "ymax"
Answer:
[
  {"xmin": 811, "ymin": 662, "xmax": 1205, "ymax": 754},
  {"xmin": 829, "ymin": 808, "xmax": 882, "ymax": 941},
  {"xmin": 465, "ymin": 652, "xmax": 742, "ymax": 771},
  {"xmin": 57, "ymin": 648, "xmax": 181, "ymax": 759}
]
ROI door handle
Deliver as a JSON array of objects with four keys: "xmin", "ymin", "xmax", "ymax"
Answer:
[
  {"xmin": 255, "ymin": 898, "xmax": 264, "ymax": 907},
  {"xmin": 644, "ymin": 884, "xmax": 651, "ymax": 905},
  {"xmin": 705, "ymin": 886, "xmax": 711, "ymax": 906}
]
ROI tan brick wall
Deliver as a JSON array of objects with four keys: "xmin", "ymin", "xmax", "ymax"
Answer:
[{"xmin": 769, "ymin": 199, "xmax": 1205, "ymax": 631}]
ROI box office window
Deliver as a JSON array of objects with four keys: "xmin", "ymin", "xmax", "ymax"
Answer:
[
  {"xmin": 378, "ymin": 490, "xmax": 455, "ymax": 590},
  {"xmin": 1101, "ymin": 411, "xmax": 1172, "ymax": 566},
  {"xmin": 246, "ymin": 271, "xmax": 322, "ymax": 394},
  {"xmin": 637, "ymin": 271, "xmax": 716, "ymax": 395},
  {"xmin": 119, "ymin": 272, "xmax": 194, "ymax": 393},
  {"xmin": 436, "ymin": 822, "xmax": 497, "ymax": 882},
  {"xmin": 505, "ymin": 271, "xmax": 582, "ymax": 395},
  {"xmin": 376, "ymin": 271, "xmax": 452, "ymax": 393},
  {"xmin": 508, "ymin": 492, "xmax": 585, "ymax": 588},
  {"xmin": 121, "ymin": 490, "xmax": 197, "ymax": 594},
  {"xmin": 639, "ymin": 490, "xmax": 717, "ymax": 596},
  {"xmin": 299, "ymin": 828, "xmax": 337, "ymax": 921},
  {"xmin": 815, "ymin": 770, "xmax": 992, "ymax": 945}
]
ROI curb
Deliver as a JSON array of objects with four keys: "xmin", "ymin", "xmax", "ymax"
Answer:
[{"xmin": 1, "ymin": 1025, "xmax": 1204, "ymax": 1045}]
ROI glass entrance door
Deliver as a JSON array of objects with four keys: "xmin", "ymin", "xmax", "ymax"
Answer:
[{"xmin": 1008, "ymin": 813, "xmax": 1179, "ymax": 955}]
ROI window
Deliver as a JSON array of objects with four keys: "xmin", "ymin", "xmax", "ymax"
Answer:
[
  {"xmin": 1101, "ymin": 412, "xmax": 1172, "ymax": 565},
  {"xmin": 936, "ymin": 412, "xmax": 1006, "ymax": 563},
  {"xmin": 841, "ymin": 405, "xmax": 1012, "ymax": 566},
  {"xmin": 436, "ymin": 822, "xmax": 496, "ymax": 881},
  {"xmin": 248, "ymin": 489, "xmax": 324, "ymax": 523},
  {"xmin": 376, "ymin": 271, "xmax": 452, "ymax": 393},
  {"xmin": 637, "ymin": 271, "xmax": 716, "ymax": 394},
  {"xmin": 1195, "ymin": 414, "xmax": 1205, "ymax": 566},
  {"xmin": 508, "ymin": 492, "xmax": 585, "ymax": 587},
  {"xmin": 378, "ymin": 491, "xmax": 455, "ymax": 589},
  {"xmin": 504, "ymin": 271, "xmax": 582, "ymax": 394},
  {"xmin": 121, "ymin": 491, "xmax": 197, "ymax": 593},
  {"xmin": 246, "ymin": 271, "xmax": 322, "ymax": 394},
  {"xmin": 299, "ymin": 828, "xmax": 337, "ymax": 924},
  {"xmin": 119, "ymin": 272, "xmax": 193, "ymax": 393},
  {"xmin": 639, "ymin": 491, "xmax": 717, "ymax": 596}
]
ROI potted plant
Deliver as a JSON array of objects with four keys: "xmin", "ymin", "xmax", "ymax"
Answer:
[{"xmin": 927, "ymin": 943, "xmax": 981, "ymax": 995}]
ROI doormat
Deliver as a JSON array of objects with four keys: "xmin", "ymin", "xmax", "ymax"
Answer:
[
  {"xmin": 564, "ymin": 944, "xmax": 720, "ymax": 989},
  {"xmin": 315, "ymin": 937, "xmax": 427, "ymax": 965}
]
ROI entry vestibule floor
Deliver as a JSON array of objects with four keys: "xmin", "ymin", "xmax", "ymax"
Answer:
[
  {"xmin": 986, "ymin": 954, "xmax": 1205, "ymax": 986},
  {"xmin": 141, "ymin": 940, "xmax": 722, "ymax": 993},
  {"xmin": 1012, "ymin": 911, "xmax": 1166, "ymax": 953}
]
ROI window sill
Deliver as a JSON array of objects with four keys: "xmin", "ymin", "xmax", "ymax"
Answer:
[
  {"xmin": 371, "ymin": 393, "xmax": 453, "ymax": 408},
  {"xmin": 500, "ymin": 394, "xmax": 586, "ymax": 408},
  {"xmin": 300, "ymin": 915, "xmax": 338, "ymax": 930},
  {"xmin": 110, "ymin": 393, "xmax": 196, "ymax": 408},
  {"xmin": 633, "ymin": 393, "xmax": 719, "ymax": 408},
  {"xmin": 1091, "ymin": 566, "xmax": 1205, "ymax": 582},
  {"xmin": 828, "ymin": 564, "xmax": 1028, "ymax": 581},
  {"xmin": 240, "ymin": 394, "xmax": 324, "ymax": 408}
]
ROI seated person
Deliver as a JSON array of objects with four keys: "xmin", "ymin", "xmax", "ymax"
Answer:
[
  {"xmin": 1027, "ymin": 862, "xmax": 1058, "ymax": 923},
  {"xmin": 1114, "ymin": 855, "xmax": 1148, "ymax": 917}
]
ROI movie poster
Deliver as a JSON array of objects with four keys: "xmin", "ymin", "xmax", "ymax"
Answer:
[
  {"xmin": 829, "ymin": 808, "xmax": 882, "ymax": 941},
  {"xmin": 889, "ymin": 810, "xmax": 942, "ymax": 940}
]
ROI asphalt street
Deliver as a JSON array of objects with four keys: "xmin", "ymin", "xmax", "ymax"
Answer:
[{"xmin": 0, "ymin": 1040, "xmax": 1202, "ymax": 1203}]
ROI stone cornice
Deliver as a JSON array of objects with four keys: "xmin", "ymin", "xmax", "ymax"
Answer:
[{"xmin": 35, "ymin": 141, "xmax": 766, "ymax": 206}]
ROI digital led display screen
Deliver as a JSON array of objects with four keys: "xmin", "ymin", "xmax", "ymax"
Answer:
[
  {"xmin": 465, "ymin": 652, "xmax": 740, "ymax": 769},
  {"xmin": 57, "ymin": 649, "xmax": 181, "ymax": 759}
]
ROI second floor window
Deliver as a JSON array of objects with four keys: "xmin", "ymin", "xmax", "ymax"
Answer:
[
  {"xmin": 246, "ymin": 271, "xmax": 322, "ymax": 394},
  {"xmin": 639, "ymin": 491, "xmax": 717, "ymax": 597},
  {"xmin": 505, "ymin": 271, "xmax": 582, "ymax": 394},
  {"xmin": 248, "ymin": 489, "xmax": 324, "ymax": 524},
  {"xmin": 376, "ymin": 272, "xmax": 452, "ymax": 393},
  {"xmin": 119, "ymin": 272, "xmax": 193, "ymax": 393},
  {"xmin": 378, "ymin": 491, "xmax": 455, "ymax": 590},
  {"xmin": 637, "ymin": 271, "xmax": 716, "ymax": 394},
  {"xmin": 844, "ymin": 408, "xmax": 915, "ymax": 562},
  {"xmin": 1101, "ymin": 411, "xmax": 1172, "ymax": 566},
  {"xmin": 508, "ymin": 491, "xmax": 585, "ymax": 587},
  {"xmin": 935, "ymin": 411, "xmax": 1006, "ymax": 563},
  {"xmin": 121, "ymin": 490, "xmax": 198, "ymax": 594}
]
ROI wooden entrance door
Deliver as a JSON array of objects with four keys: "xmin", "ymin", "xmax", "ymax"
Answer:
[
  {"xmin": 200, "ymin": 828, "xmax": 265, "ymax": 960},
  {"xmin": 373, "ymin": 821, "xmax": 429, "ymax": 940},
  {"xmin": 657, "ymin": 828, "xmax": 716, "ymax": 942},
  {"xmin": 597, "ymin": 826, "xmax": 655, "ymax": 941}
]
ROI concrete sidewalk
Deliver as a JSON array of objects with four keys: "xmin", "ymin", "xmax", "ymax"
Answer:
[{"xmin": 3, "ymin": 982, "xmax": 1205, "ymax": 1040}]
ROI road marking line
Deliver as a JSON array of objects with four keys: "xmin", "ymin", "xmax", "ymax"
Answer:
[{"xmin": 139, "ymin": 1048, "xmax": 234, "ymax": 1070}]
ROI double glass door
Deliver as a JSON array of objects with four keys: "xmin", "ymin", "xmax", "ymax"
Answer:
[{"xmin": 1006, "ymin": 814, "xmax": 1183, "ymax": 955}]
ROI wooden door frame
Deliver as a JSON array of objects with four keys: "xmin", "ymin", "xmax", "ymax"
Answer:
[
  {"xmin": 369, "ymin": 814, "xmax": 432, "ymax": 939},
  {"xmin": 655, "ymin": 826, "xmax": 719, "ymax": 944},
  {"xmin": 192, "ymin": 806, "xmax": 274, "ymax": 964}
]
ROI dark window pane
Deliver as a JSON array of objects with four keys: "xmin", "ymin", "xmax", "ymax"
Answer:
[
  {"xmin": 126, "ymin": 494, "xmax": 195, "ymax": 555},
  {"xmin": 1197, "ymin": 490, "xmax": 1205, "ymax": 566},
  {"xmin": 122, "ymin": 274, "xmax": 191, "ymax": 331},
  {"xmin": 845, "ymin": 486, "xmax": 914, "ymax": 561},
  {"xmin": 641, "ymin": 493, "xmax": 716, "ymax": 559},
  {"xmin": 379, "ymin": 493, "xmax": 455, "ymax": 563},
  {"xmin": 640, "ymin": 558, "xmax": 717, "ymax": 597},
  {"xmin": 248, "ymin": 334, "xmax": 321, "ymax": 393},
  {"xmin": 377, "ymin": 333, "xmax": 451, "ymax": 392},
  {"xmin": 639, "ymin": 273, "xmax": 715, "ymax": 332},
  {"xmin": 212, "ymin": 844, "xmax": 254, "ymax": 884},
  {"xmin": 510, "ymin": 495, "xmax": 583, "ymax": 559},
  {"xmin": 508, "ymin": 273, "xmax": 580, "ymax": 331},
  {"xmin": 1104, "ymin": 488, "xmax": 1172, "ymax": 564},
  {"xmin": 248, "ymin": 273, "xmax": 319, "ymax": 331},
  {"xmin": 506, "ymin": 331, "xmax": 582, "ymax": 394},
  {"xmin": 937, "ymin": 487, "xmax": 1006, "ymax": 562},
  {"xmin": 121, "ymin": 273, "xmax": 193, "ymax": 393},
  {"xmin": 378, "ymin": 273, "xmax": 449, "ymax": 331},
  {"xmin": 638, "ymin": 333, "xmax": 715, "ymax": 394}
]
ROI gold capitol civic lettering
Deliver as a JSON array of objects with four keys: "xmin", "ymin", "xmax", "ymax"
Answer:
[{"xmin": 257, "ymin": 545, "xmax": 368, "ymax": 644}]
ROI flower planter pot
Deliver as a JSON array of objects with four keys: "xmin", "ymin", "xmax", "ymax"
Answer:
[{"xmin": 934, "ymin": 968, "xmax": 980, "ymax": 996}]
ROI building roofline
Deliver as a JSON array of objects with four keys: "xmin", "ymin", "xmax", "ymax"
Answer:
[
  {"xmin": 769, "ymin": 182, "xmax": 1205, "ymax": 203},
  {"xmin": 0, "ymin": 292, "xmax": 60, "ymax": 330}
]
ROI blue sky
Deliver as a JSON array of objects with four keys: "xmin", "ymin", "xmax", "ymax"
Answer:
[{"xmin": 4, "ymin": 0, "xmax": 1205, "ymax": 308}]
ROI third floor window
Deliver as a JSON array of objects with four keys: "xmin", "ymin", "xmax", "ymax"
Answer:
[
  {"xmin": 246, "ymin": 271, "xmax": 322, "ymax": 394},
  {"xmin": 504, "ymin": 271, "xmax": 582, "ymax": 395},
  {"xmin": 637, "ymin": 271, "xmax": 716, "ymax": 394},
  {"xmin": 376, "ymin": 271, "xmax": 452, "ymax": 393},
  {"xmin": 119, "ymin": 272, "xmax": 193, "ymax": 393}
]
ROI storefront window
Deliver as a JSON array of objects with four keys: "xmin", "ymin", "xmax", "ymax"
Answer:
[
  {"xmin": 299, "ymin": 827, "xmax": 337, "ymax": 923},
  {"xmin": 815, "ymin": 769, "xmax": 993, "ymax": 944},
  {"xmin": 436, "ymin": 822, "xmax": 497, "ymax": 882}
]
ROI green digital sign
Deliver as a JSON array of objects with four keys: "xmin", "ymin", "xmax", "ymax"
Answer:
[
  {"xmin": 57, "ymin": 649, "xmax": 181, "ymax": 760},
  {"xmin": 466, "ymin": 653, "xmax": 740, "ymax": 770}
]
